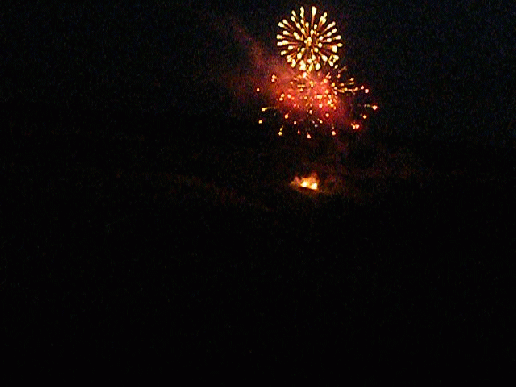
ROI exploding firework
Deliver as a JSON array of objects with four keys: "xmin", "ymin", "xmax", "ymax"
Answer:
[
  {"xmin": 277, "ymin": 6, "xmax": 342, "ymax": 72},
  {"xmin": 260, "ymin": 67, "xmax": 378, "ymax": 137},
  {"xmin": 258, "ymin": 6, "xmax": 378, "ymax": 138}
]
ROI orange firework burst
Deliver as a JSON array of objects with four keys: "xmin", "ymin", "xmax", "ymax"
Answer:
[
  {"xmin": 260, "ymin": 67, "xmax": 377, "ymax": 137},
  {"xmin": 270, "ymin": 69, "xmax": 345, "ymax": 136},
  {"xmin": 277, "ymin": 6, "xmax": 342, "ymax": 72},
  {"xmin": 258, "ymin": 6, "xmax": 378, "ymax": 138}
]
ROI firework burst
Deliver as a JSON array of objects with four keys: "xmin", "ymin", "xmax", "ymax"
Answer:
[
  {"xmin": 277, "ymin": 6, "xmax": 342, "ymax": 72},
  {"xmin": 258, "ymin": 6, "xmax": 378, "ymax": 138},
  {"xmin": 260, "ymin": 66, "xmax": 377, "ymax": 137}
]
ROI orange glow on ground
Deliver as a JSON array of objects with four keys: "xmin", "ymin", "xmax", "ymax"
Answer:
[{"xmin": 291, "ymin": 172, "xmax": 319, "ymax": 191}]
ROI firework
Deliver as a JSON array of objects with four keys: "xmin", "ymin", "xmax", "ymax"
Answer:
[
  {"xmin": 277, "ymin": 6, "xmax": 342, "ymax": 72},
  {"xmin": 258, "ymin": 6, "xmax": 378, "ymax": 138},
  {"xmin": 260, "ymin": 67, "xmax": 377, "ymax": 137}
]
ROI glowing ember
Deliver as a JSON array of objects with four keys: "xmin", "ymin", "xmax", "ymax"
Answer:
[{"xmin": 292, "ymin": 172, "xmax": 319, "ymax": 191}]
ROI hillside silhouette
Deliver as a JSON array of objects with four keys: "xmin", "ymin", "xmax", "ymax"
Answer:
[{"xmin": 2, "ymin": 101, "xmax": 515, "ymax": 382}]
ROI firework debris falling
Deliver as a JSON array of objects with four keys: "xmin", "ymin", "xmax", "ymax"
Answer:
[{"xmin": 260, "ymin": 67, "xmax": 378, "ymax": 138}]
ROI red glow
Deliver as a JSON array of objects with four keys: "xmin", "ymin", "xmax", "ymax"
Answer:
[
  {"xmin": 257, "ymin": 16, "xmax": 379, "ymax": 137},
  {"xmin": 260, "ymin": 67, "xmax": 352, "ymax": 135}
]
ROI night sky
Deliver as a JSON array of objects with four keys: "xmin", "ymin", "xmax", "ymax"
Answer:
[
  {"xmin": 2, "ymin": 1, "xmax": 515, "ymax": 140},
  {"xmin": 2, "ymin": 3, "xmax": 516, "ymax": 379}
]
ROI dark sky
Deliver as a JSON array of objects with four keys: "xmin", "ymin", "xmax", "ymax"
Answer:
[{"xmin": 2, "ymin": 1, "xmax": 515, "ymax": 140}]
